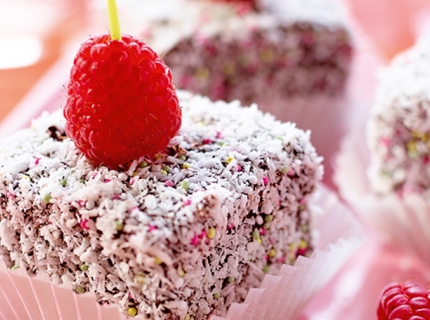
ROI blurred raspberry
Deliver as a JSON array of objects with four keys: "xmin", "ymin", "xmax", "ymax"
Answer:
[
  {"xmin": 377, "ymin": 281, "xmax": 430, "ymax": 320},
  {"xmin": 64, "ymin": 34, "xmax": 181, "ymax": 168}
]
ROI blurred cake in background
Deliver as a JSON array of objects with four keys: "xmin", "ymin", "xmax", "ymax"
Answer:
[
  {"xmin": 367, "ymin": 35, "xmax": 430, "ymax": 197},
  {"xmin": 91, "ymin": 0, "xmax": 353, "ymax": 115}
]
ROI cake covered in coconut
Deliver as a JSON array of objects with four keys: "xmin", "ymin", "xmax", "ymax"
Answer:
[
  {"xmin": 90, "ymin": 0, "xmax": 353, "ymax": 110},
  {"xmin": 367, "ymin": 35, "xmax": 430, "ymax": 197},
  {"xmin": 0, "ymin": 91, "xmax": 323, "ymax": 319}
]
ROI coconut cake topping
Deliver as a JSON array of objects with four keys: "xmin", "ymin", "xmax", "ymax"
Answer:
[
  {"xmin": 367, "ymin": 35, "xmax": 430, "ymax": 197},
  {"xmin": 0, "ymin": 91, "xmax": 322, "ymax": 319}
]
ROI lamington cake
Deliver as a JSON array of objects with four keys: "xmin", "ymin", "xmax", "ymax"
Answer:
[
  {"xmin": 367, "ymin": 35, "xmax": 430, "ymax": 196},
  {"xmin": 0, "ymin": 91, "xmax": 323, "ymax": 319},
  {"xmin": 90, "ymin": 0, "xmax": 354, "ymax": 120}
]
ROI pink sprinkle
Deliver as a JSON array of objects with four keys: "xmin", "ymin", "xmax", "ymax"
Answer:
[
  {"xmin": 198, "ymin": 230, "xmax": 207, "ymax": 239},
  {"xmin": 299, "ymin": 198, "xmax": 306, "ymax": 204},
  {"xmin": 277, "ymin": 256, "xmax": 286, "ymax": 264},
  {"xmin": 380, "ymin": 137, "xmax": 391, "ymax": 147},
  {"xmin": 202, "ymin": 138, "xmax": 212, "ymax": 144},
  {"xmin": 80, "ymin": 219, "xmax": 89, "ymax": 230},
  {"xmin": 130, "ymin": 178, "xmax": 135, "ymax": 185},
  {"xmin": 77, "ymin": 200, "xmax": 86, "ymax": 207},
  {"xmin": 7, "ymin": 192, "xmax": 15, "ymax": 199},
  {"xmin": 148, "ymin": 225, "xmax": 158, "ymax": 232},
  {"xmin": 265, "ymin": 255, "xmax": 269, "ymax": 261},
  {"xmin": 235, "ymin": 3, "xmax": 252, "ymax": 16},
  {"xmin": 260, "ymin": 227, "xmax": 266, "ymax": 236},
  {"xmin": 236, "ymin": 164, "xmax": 242, "ymax": 172},
  {"xmin": 104, "ymin": 179, "xmax": 111, "ymax": 183},
  {"xmin": 165, "ymin": 180, "xmax": 174, "ymax": 187},
  {"xmin": 424, "ymin": 156, "xmax": 430, "ymax": 164},
  {"xmin": 297, "ymin": 248, "xmax": 307, "ymax": 256},
  {"xmin": 215, "ymin": 131, "xmax": 223, "ymax": 139},
  {"xmin": 287, "ymin": 169, "xmax": 295, "ymax": 177},
  {"xmin": 190, "ymin": 235, "xmax": 200, "ymax": 246},
  {"xmin": 183, "ymin": 199, "xmax": 192, "ymax": 207},
  {"xmin": 35, "ymin": 158, "xmax": 41, "ymax": 165},
  {"xmin": 262, "ymin": 177, "xmax": 269, "ymax": 185},
  {"xmin": 112, "ymin": 194, "xmax": 120, "ymax": 200},
  {"xmin": 228, "ymin": 224, "xmax": 235, "ymax": 230}
]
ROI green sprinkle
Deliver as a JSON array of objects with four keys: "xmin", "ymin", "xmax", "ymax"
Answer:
[
  {"xmin": 80, "ymin": 264, "xmax": 89, "ymax": 271},
  {"xmin": 115, "ymin": 221, "xmax": 124, "ymax": 231},
  {"xmin": 75, "ymin": 286, "xmax": 86, "ymax": 294},
  {"xmin": 264, "ymin": 222, "xmax": 271, "ymax": 230},
  {"xmin": 227, "ymin": 276, "xmax": 235, "ymax": 283},
  {"xmin": 60, "ymin": 179, "xmax": 67, "ymax": 187},
  {"xmin": 178, "ymin": 269, "xmax": 185, "ymax": 277},
  {"xmin": 163, "ymin": 166, "xmax": 171, "ymax": 173},
  {"xmin": 213, "ymin": 292, "xmax": 221, "ymax": 299},
  {"xmin": 43, "ymin": 194, "xmax": 51, "ymax": 204},
  {"xmin": 281, "ymin": 166, "xmax": 289, "ymax": 174},
  {"xmin": 264, "ymin": 215, "xmax": 273, "ymax": 222},
  {"xmin": 179, "ymin": 155, "xmax": 186, "ymax": 161},
  {"xmin": 80, "ymin": 178, "xmax": 85, "ymax": 183},
  {"xmin": 128, "ymin": 307, "xmax": 138, "ymax": 317},
  {"xmin": 262, "ymin": 265, "xmax": 270, "ymax": 273},
  {"xmin": 207, "ymin": 228, "xmax": 216, "ymax": 239},
  {"xmin": 184, "ymin": 314, "xmax": 191, "ymax": 320},
  {"xmin": 181, "ymin": 180, "xmax": 190, "ymax": 191},
  {"xmin": 10, "ymin": 264, "xmax": 19, "ymax": 271},
  {"xmin": 301, "ymin": 224, "xmax": 308, "ymax": 232},
  {"xmin": 252, "ymin": 229, "xmax": 260, "ymax": 239},
  {"xmin": 139, "ymin": 161, "xmax": 148, "ymax": 168},
  {"xmin": 217, "ymin": 141, "xmax": 225, "ymax": 146},
  {"xmin": 298, "ymin": 205, "xmax": 305, "ymax": 211}
]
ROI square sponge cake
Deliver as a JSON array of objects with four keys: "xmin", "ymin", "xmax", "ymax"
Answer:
[{"xmin": 0, "ymin": 91, "xmax": 322, "ymax": 319}]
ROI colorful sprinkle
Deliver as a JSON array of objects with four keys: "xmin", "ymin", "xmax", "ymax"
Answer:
[
  {"xmin": 80, "ymin": 219, "xmax": 89, "ymax": 230},
  {"xmin": 213, "ymin": 292, "xmax": 221, "ymax": 299},
  {"xmin": 178, "ymin": 269, "xmax": 185, "ymax": 277},
  {"xmin": 115, "ymin": 221, "xmax": 124, "ymax": 231},
  {"xmin": 262, "ymin": 176, "xmax": 269, "ymax": 185},
  {"xmin": 139, "ymin": 161, "xmax": 148, "ymax": 168},
  {"xmin": 165, "ymin": 180, "xmax": 174, "ymax": 187},
  {"xmin": 75, "ymin": 286, "xmax": 86, "ymax": 294},
  {"xmin": 135, "ymin": 274, "xmax": 145, "ymax": 284},
  {"xmin": 182, "ymin": 163, "xmax": 192, "ymax": 170},
  {"xmin": 183, "ymin": 198, "xmax": 192, "ymax": 206},
  {"xmin": 35, "ymin": 158, "xmax": 41, "ymax": 165},
  {"xmin": 128, "ymin": 307, "xmax": 138, "ymax": 317},
  {"xmin": 154, "ymin": 256, "xmax": 163, "ymax": 265},
  {"xmin": 227, "ymin": 276, "xmax": 235, "ymax": 283},
  {"xmin": 60, "ymin": 179, "xmax": 67, "ymax": 187},
  {"xmin": 80, "ymin": 264, "xmax": 89, "ymax": 271},
  {"xmin": 181, "ymin": 180, "xmax": 190, "ymax": 191},
  {"xmin": 43, "ymin": 193, "xmax": 51, "ymax": 204},
  {"xmin": 226, "ymin": 156, "xmax": 235, "ymax": 164},
  {"xmin": 207, "ymin": 228, "xmax": 216, "ymax": 239}
]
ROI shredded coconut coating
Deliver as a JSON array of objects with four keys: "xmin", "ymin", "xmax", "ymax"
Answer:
[
  {"xmin": 0, "ymin": 91, "xmax": 322, "ymax": 319},
  {"xmin": 367, "ymin": 35, "xmax": 430, "ymax": 196}
]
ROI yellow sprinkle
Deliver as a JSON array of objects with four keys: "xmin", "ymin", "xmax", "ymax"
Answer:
[
  {"xmin": 21, "ymin": 175, "xmax": 30, "ymax": 180},
  {"xmin": 196, "ymin": 67, "xmax": 209, "ymax": 81},
  {"xmin": 154, "ymin": 256, "xmax": 163, "ymax": 265},
  {"xmin": 128, "ymin": 307, "xmax": 138, "ymax": 317},
  {"xmin": 407, "ymin": 140, "xmax": 418, "ymax": 158},
  {"xmin": 299, "ymin": 240, "xmax": 307, "ymax": 250},
  {"xmin": 182, "ymin": 163, "xmax": 192, "ymax": 169},
  {"xmin": 155, "ymin": 154, "xmax": 163, "ymax": 160},
  {"xmin": 256, "ymin": 237, "xmax": 262, "ymax": 245},
  {"xmin": 184, "ymin": 314, "xmax": 191, "ymax": 320},
  {"xmin": 161, "ymin": 170, "xmax": 167, "ymax": 175},
  {"xmin": 135, "ymin": 274, "xmax": 145, "ymax": 284},
  {"xmin": 213, "ymin": 292, "xmax": 221, "ymax": 299},
  {"xmin": 75, "ymin": 286, "xmax": 86, "ymax": 294},
  {"xmin": 207, "ymin": 228, "xmax": 216, "ymax": 239},
  {"xmin": 289, "ymin": 243, "xmax": 296, "ymax": 251},
  {"xmin": 178, "ymin": 269, "xmax": 185, "ymax": 277},
  {"xmin": 226, "ymin": 156, "xmax": 235, "ymax": 164},
  {"xmin": 268, "ymin": 248, "xmax": 277, "ymax": 258},
  {"xmin": 261, "ymin": 49, "xmax": 274, "ymax": 63},
  {"xmin": 222, "ymin": 61, "xmax": 235, "ymax": 76}
]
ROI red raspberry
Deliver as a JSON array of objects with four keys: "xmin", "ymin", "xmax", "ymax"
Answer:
[
  {"xmin": 64, "ymin": 34, "xmax": 181, "ymax": 168},
  {"xmin": 377, "ymin": 281, "xmax": 430, "ymax": 320}
]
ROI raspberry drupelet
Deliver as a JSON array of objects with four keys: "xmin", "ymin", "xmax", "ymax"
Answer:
[
  {"xmin": 377, "ymin": 281, "xmax": 430, "ymax": 320},
  {"xmin": 64, "ymin": 34, "xmax": 182, "ymax": 168}
]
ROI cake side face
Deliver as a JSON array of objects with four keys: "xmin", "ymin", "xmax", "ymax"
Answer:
[
  {"xmin": 0, "ymin": 92, "xmax": 322, "ymax": 319},
  {"xmin": 367, "ymin": 35, "xmax": 430, "ymax": 196}
]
